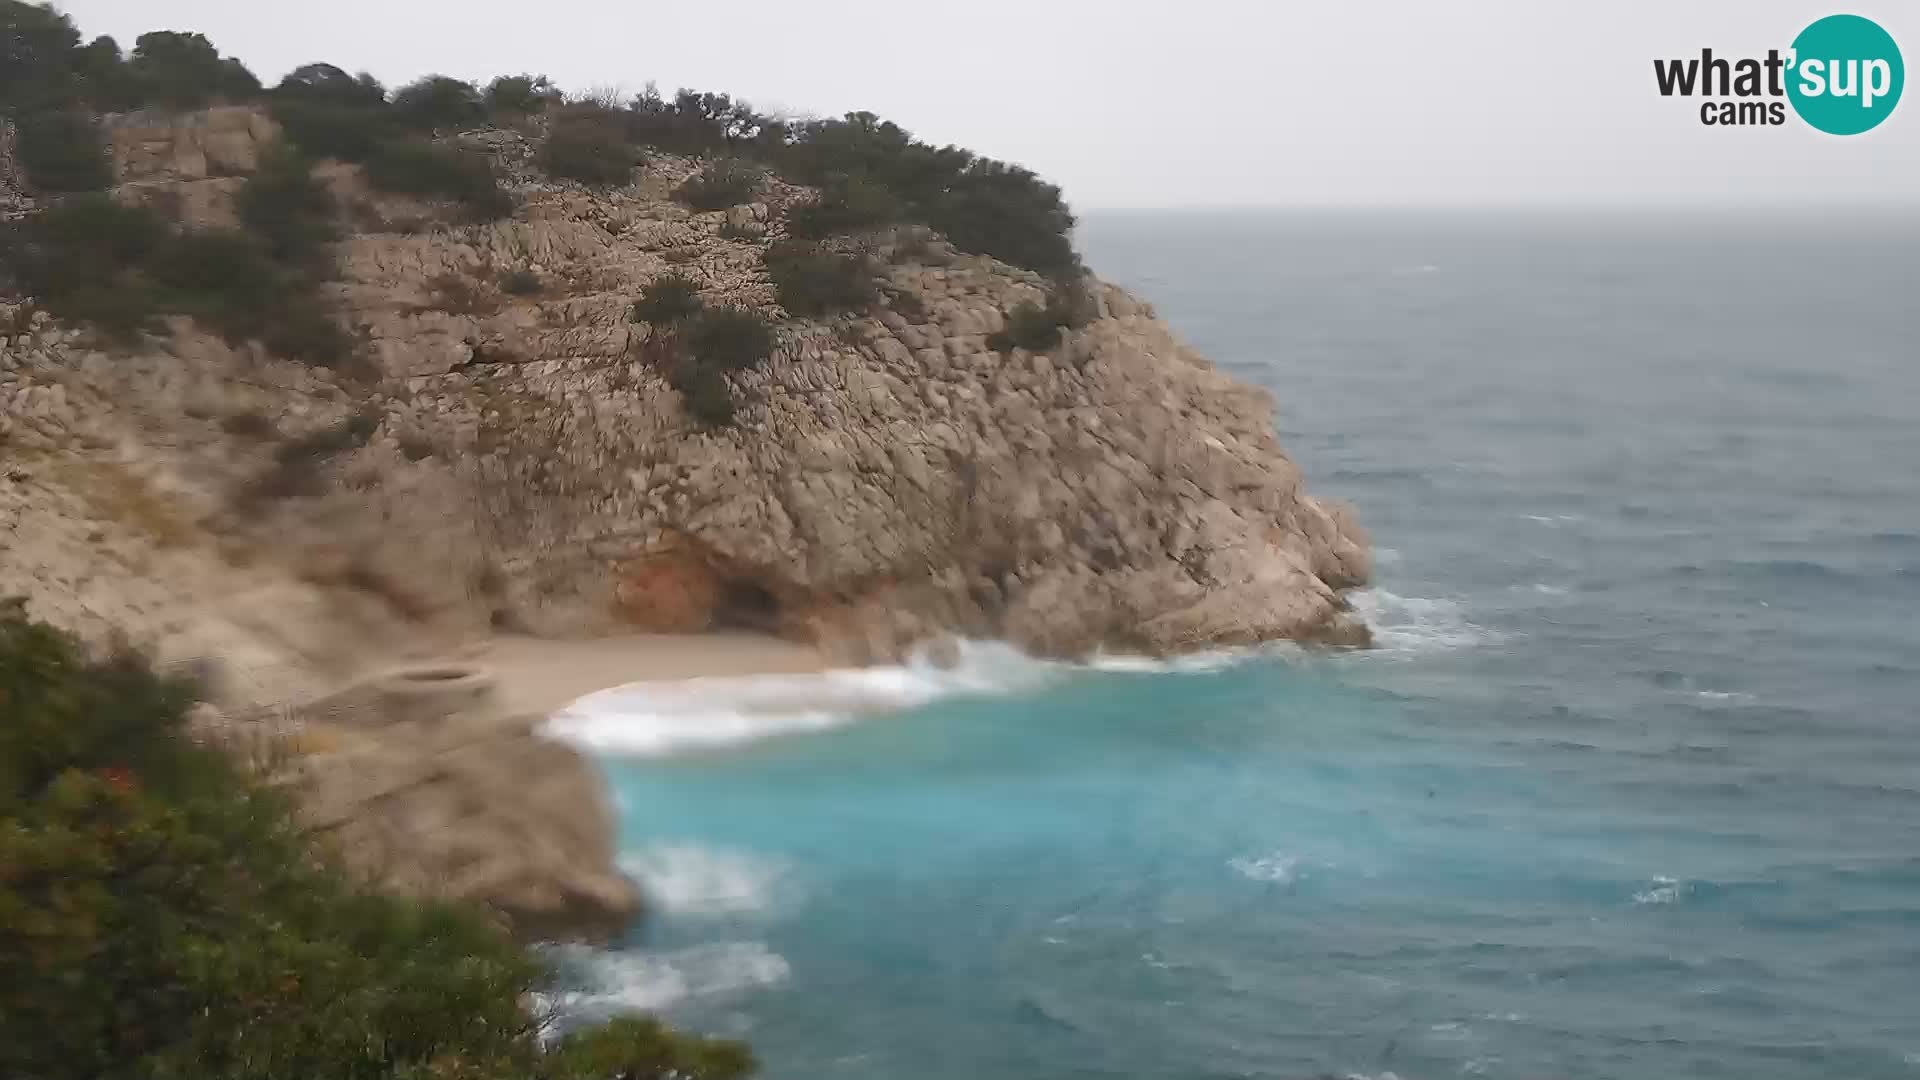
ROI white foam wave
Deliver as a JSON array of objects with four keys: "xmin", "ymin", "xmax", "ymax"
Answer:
[
  {"xmin": 1230, "ymin": 852, "xmax": 1303, "ymax": 883},
  {"xmin": 542, "ymin": 639, "xmax": 1052, "ymax": 756},
  {"xmin": 545, "ymin": 585, "xmax": 1482, "ymax": 761},
  {"xmin": 1347, "ymin": 589, "xmax": 1485, "ymax": 653},
  {"xmin": 1086, "ymin": 648, "xmax": 1249, "ymax": 675},
  {"xmin": 619, "ymin": 843, "xmax": 792, "ymax": 915},
  {"xmin": 539, "ymin": 941, "xmax": 789, "ymax": 1015},
  {"xmin": 1633, "ymin": 876, "xmax": 1685, "ymax": 905},
  {"xmin": 1693, "ymin": 690, "xmax": 1755, "ymax": 704}
]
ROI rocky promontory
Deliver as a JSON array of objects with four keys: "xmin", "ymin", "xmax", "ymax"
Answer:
[
  {"xmin": 4, "ymin": 105, "xmax": 1369, "ymax": 671},
  {"xmin": 2, "ymin": 95, "xmax": 1367, "ymax": 932}
]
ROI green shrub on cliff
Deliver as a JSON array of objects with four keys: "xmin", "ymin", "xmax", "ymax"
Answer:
[
  {"xmin": 236, "ymin": 145, "xmax": 340, "ymax": 267},
  {"xmin": 988, "ymin": 285, "xmax": 1092, "ymax": 354},
  {"xmin": 539, "ymin": 109, "xmax": 641, "ymax": 186},
  {"xmin": 390, "ymin": 74, "xmax": 485, "ymax": 131},
  {"xmin": 686, "ymin": 305, "xmax": 775, "ymax": 372},
  {"xmin": 630, "ymin": 272, "xmax": 705, "ymax": 326},
  {"xmin": 363, "ymin": 139, "xmax": 513, "ymax": 219},
  {"xmin": 765, "ymin": 240, "xmax": 877, "ymax": 316},
  {"xmin": 784, "ymin": 175, "xmax": 903, "ymax": 240},
  {"xmin": 126, "ymin": 29, "xmax": 259, "ymax": 108},
  {"xmin": 485, "ymin": 73, "xmax": 559, "ymax": 116},
  {"xmin": 674, "ymin": 158, "xmax": 763, "ymax": 211},
  {"xmin": 13, "ymin": 107, "xmax": 111, "ymax": 192},
  {"xmin": 0, "ymin": 600, "xmax": 757, "ymax": 1080},
  {"xmin": 670, "ymin": 359, "xmax": 738, "ymax": 429},
  {"xmin": 0, "ymin": 195, "xmax": 167, "ymax": 337}
]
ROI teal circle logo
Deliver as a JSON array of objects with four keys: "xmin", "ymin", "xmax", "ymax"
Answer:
[{"xmin": 1787, "ymin": 14, "xmax": 1904, "ymax": 135}]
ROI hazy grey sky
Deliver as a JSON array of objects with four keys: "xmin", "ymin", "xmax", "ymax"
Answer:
[{"xmin": 53, "ymin": 0, "xmax": 1920, "ymax": 209}]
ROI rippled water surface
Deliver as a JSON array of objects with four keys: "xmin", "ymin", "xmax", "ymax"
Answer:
[{"xmin": 563, "ymin": 210, "xmax": 1920, "ymax": 1079}]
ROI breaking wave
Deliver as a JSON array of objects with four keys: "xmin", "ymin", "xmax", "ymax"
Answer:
[
  {"xmin": 537, "ymin": 941, "xmax": 790, "ymax": 1017},
  {"xmin": 619, "ymin": 843, "xmax": 795, "ymax": 916}
]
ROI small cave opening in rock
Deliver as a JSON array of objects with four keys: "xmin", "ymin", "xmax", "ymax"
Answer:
[{"xmin": 712, "ymin": 578, "xmax": 782, "ymax": 633}]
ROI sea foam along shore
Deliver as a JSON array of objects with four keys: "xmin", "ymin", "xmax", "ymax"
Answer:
[{"xmin": 531, "ymin": 588, "xmax": 1478, "ymax": 759}]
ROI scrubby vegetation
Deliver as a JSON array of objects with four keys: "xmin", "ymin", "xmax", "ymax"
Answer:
[
  {"xmin": 6, "ymin": 2, "xmax": 1083, "ymax": 277},
  {"xmin": 765, "ymin": 240, "xmax": 878, "ymax": 316},
  {"xmin": 539, "ymin": 107, "xmax": 639, "ymax": 186},
  {"xmin": 785, "ymin": 175, "xmax": 903, "ymax": 241},
  {"xmin": 390, "ymin": 73, "xmax": 484, "ymax": 132},
  {"xmin": 0, "ymin": 601, "xmax": 758, "ymax": 1080},
  {"xmin": 236, "ymin": 144, "xmax": 340, "ymax": 266},
  {"xmin": 484, "ymin": 73, "xmax": 559, "ymax": 116},
  {"xmin": 628, "ymin": 274, "xmax": 778, "ymax": 429},
  {"xmin": 987, "ymin": 287, "xmax": 1094, "ymax": 354},
  {"xmin": 0, "ymin": 179, "xmax": 352, "ymax": 363},
  {"xmin": 13, "ymin": 106, "xmax": 109, "ymax": 191},
  {"xmin": 685, "ymin": 305, "xmax": 776, "ymax": 372},
  {"xmin": 674, "ymin": 157, "xmax": 762, "ymax": 211},
  {"xmin": 3, "ymin": 2, "xmax": 1094, "ymax": 391},
  {"xmin": 671, "ymin": 358, "xmax": 737, "ymax": 429},
  {"xmin": 362, "ymin": 138, "xmax": 512, "ymax": 219},
  {"xmin": 630, "ymin": 272, "xmax": 704, "ymax": 326},
  {"xmin": 499, "ymin": 267, "xmax": 543, "ymax": 296}
]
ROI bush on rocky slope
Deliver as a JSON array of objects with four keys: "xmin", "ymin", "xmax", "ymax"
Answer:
[
  {"xmin": 765, "ymin": 240, "xmax": 878, "ymax": 316},
  {"xmin": 391, "ymin": 74, "xmax": 485, "ymax": 131},
  {"xmin": 539, "ymin": 109, "xmax": 641, "ymax": 187},
  {"xmin": 13, "ymin": 106, "xmax": 111, "ymax": 192},
  {"xmin": 630, "ymin": 272, "xmax": 705, "ymax": 326},
  {"xmin": 685, "ymin": 305, "xmax": 776, "ymax": 372},
  {"xmin": 484, "ymin": 73, "xmax": 559, "ymax": 116},
  {"xmin": 236, "ymin": 144, "xmax": 340, "ymax": 266},
  {"xmin": 674, "ymin": 157, "xmax": 763, "ymax": 210},
  {"xmin": 1, "ymin": 177, "xmax": 352, "ymax": 363},
  {"xmin": 6, "ymin": 5, "xmax": 1083, "ymax": 276},
  {"xmin": 0, "ymin": 602, "xmax": 757, "ymax": 1080},
  {"xmin": 363, "ymin": 139, "xmax": 514, "ymax": 219}
]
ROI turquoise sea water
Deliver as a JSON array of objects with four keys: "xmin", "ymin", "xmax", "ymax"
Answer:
[{"xmin": 557, "ymin": 210, "xmax": 1920, "ymax": 1079}]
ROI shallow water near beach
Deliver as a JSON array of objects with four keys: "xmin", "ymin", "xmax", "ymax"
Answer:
[{"xmin": 551, "ymin": 209, "xmax": 1920, "ymax": 1079}]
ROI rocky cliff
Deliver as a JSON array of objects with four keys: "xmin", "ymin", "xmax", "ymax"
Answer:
[
  {"xmin": 3, "ymin": 106, "xmax": 1370, "ymax": 675},
  {"xmin": 2, "ymin": 104, "xmax": 1369, "ymax": 936}
]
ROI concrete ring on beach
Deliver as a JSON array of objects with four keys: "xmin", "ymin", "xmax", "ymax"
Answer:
[{"xmin": 366, "ymin": 663, "xmax": 498, "ymax": 727}]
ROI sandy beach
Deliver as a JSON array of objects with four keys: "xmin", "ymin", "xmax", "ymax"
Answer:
[{"xmin": 464, "ymin": 632, "xmax": 828, "ymax": 718}]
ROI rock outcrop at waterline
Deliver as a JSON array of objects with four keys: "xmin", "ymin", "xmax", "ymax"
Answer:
[
  {"xmin": 2, "ymin": 107, "xmax": 1369, "ymax": 670},
  {"xmin": 282, "ymin": 662, "xmax": 642, "ymax": 939}
]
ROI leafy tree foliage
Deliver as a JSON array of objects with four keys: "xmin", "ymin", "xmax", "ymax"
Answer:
[
  {"xmin": 538, "ymin": 108, "xmax": 639, "ymax": 186},
  {"xmin": 0, "ymin": 0, "xmax": 82, "ymax": 110},
  {"xmin": 363, "ymin": 139, "xmax": 513, "ymax": 219},
  {"xmin": 237, "ymin": 144, "xmax": 340, "ymax": 266},
  {"xmin": 391, "ymin": 74, "xmax": 484, "ymax": 131},
  {"xmin": 14, "ymin": 106, "xmax": 110, "ymax": 191},
  {"xmin": 673, "ymin": 158, "xmax": 763, "ymax": 211},
  {"xmin": 485, "ymin": 73, "xmax": 559, "ymax": 115},
  {"xmin": 785, "ymin": 175, "xmax": 904, "ymax": 240},
  {"xmin": 0, "ymin": 602, "xmax": 758, "ymax": 1080},
  {"xmin": 630, "ymin": 273, "xmax": 705, "ymax": 326},
  {"xmin": 764, "ymin": 240, "xmax": 877, "ymax": 316},
  {"xmin": 128, "ymin": 30, "xmax": 258, "ymax": 108},
  {"xmin": 627, "ymin": 84, "xmax": 774, "ymax": 156},
  {"xmin": 274, "ymin": 62, "xmax": 386, "ymax": 108},
  {"xmin": 987, "ymin": 286, "xmax": 1092, "ymax": 354},
  {"xmin": 685, "ymin": 305, "xmax": 775, "ymax": 372}
]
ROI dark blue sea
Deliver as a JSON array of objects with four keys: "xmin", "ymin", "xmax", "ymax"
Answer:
[{"xmin": 552, "ymin": 209, "xmax": 1920, "ymax": 1080}]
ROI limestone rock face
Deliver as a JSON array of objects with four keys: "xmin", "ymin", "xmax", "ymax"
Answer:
[
  {"xmin": 108, "ymin": 105, "xmax": 278, "ymax": 183},
  {"xmin": 5, "ymin": 107, "xmax": 1371, "ymax": 668},
  {"xmin": 286, "ymin": 664, "xmax": 642, "ymax": 941}
]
